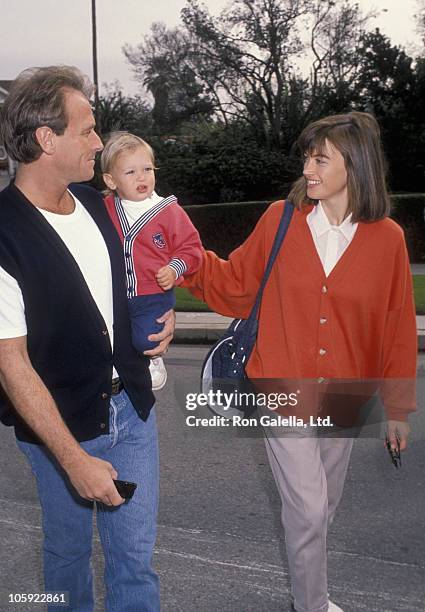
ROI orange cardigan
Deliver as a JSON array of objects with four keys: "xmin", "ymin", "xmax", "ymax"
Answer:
[{"xmin": 184, "ymin": 201, "xmax": 417, "ymax": 421}]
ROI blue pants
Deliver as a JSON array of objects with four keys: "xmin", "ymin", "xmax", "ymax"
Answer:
[
  {"xmin": 17, "ymin": 391, "xmax": 160, "ymax": 612},
  {"xmin": 128, "ymin": 290, "xmax": 176, "ymax": 352}
]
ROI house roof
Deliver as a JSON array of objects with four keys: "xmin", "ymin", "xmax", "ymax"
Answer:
[
  {"xmin": 0, "ymin": 80, "xmax": 12, "ymax": 93},
  {"xmin": 0, "ymin": 81, "xmax": 12, "ymax": 106},
  {"xmin": 0, "ymin": 81, "xmax": 12, "ymax": 105}
]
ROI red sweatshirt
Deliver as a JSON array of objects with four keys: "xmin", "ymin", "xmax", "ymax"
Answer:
[{"xmin": 104, "ymin": 194, "xmax": 202, "ymax": 297}]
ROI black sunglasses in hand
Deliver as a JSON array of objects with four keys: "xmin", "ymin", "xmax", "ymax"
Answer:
[{"xmin": 385, "ymin": 436, "xmax": 401, "ymax": 469}]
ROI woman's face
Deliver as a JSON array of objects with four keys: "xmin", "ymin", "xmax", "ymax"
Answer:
[{"xmin": 303, "ymin": 139, "xmax": 348, "ymax": 208}]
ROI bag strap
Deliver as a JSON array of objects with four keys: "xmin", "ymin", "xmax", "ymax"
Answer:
[{"xmin": 245, "ymin": 201, "xmax": 294, "ymax": 327}]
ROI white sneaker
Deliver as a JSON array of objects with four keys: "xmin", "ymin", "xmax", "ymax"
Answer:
[
  {"xmin": 291, "ymin": 598, "xmax": 343, "ymax": 612},
  {"xmin": 149, "ymin": 357, "xmax": 167, "ymax": 391}
]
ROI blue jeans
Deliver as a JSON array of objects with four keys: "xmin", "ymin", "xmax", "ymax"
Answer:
[{"xmin": 17, "ymin": 391, "xmax": 159, "ymax": 612}]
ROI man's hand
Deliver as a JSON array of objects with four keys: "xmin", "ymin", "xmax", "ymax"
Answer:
[
  {"xmin": 144, "ymin": 308, "xmax": 175, "ymax": 357},
  {"xmin": 0, "ymin": 336, "xmax": 125, "ymax": 506},
  {"xmin": 156, "ymin": 265, "xmax": 177, "ymax": 291},
  {"xmin": 64, "ymin": 451, "xmax": 125, "ymax": 506},
  {"xmin": 386, "ymin": 420, "xmax": 410, "ymax": 452}
]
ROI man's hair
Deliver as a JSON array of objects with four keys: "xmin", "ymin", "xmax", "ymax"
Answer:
[
  {"xmin": 101, "ymin": 131, "xmax": 155, "ymax": 174},
  {"xmin": 0, "ymin": 65, "xmax": 94, "ymax": 163},
  {"xmin": 288, "ymin": 111, "xmax": 391, "ymax": 222}
]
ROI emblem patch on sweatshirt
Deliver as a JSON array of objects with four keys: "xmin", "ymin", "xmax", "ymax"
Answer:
[{"xmin": 152, "ymin": 232, "xmax": 167, "ymax": 249}]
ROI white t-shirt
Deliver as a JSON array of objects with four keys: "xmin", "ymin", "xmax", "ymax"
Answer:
[
  {"xmin": 0, "ymin": 193, "xmax": 115, "ymax": 357},
  {"xmin": 307, "ymin": 202, "xmax": 358, "ymax": 276}
]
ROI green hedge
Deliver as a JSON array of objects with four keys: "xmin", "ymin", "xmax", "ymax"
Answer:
[
  {"xmin": 184, "ymin": 195, "xmax": 425, "ymax": 261},
  {"xmin": 184, "ymin": 200, "xmax": 269, "ymax": 258},
  {"xmin": 390, "ymin": 195, "xmax": 425, "ymax": 262},
  {"xmin": 413, "ymin": 276, "xmax": 425, "ymax": 314}
]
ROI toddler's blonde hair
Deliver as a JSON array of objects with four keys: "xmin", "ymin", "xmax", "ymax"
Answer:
[{"xmin": 101, "ymin": 131, "xmax": 155, "ymax": 174}]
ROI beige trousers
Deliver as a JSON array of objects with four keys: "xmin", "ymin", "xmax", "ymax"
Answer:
[{"xmin": 264, "ymin": 431, "xmax": 353, "ymax": 612}]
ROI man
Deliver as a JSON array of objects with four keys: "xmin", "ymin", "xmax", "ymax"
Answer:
[{"xmin": 0, "ymin": 66, "xmax": 174, "ymax": 611}]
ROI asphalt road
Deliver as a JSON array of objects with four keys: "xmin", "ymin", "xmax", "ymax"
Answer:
[{"xmin": 0, "ymin": 346, "xmax": 424, "ymax": 612}]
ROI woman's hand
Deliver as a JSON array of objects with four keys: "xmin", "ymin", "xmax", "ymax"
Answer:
[{"xmin": 386, "ymin": 419, "xmax": 410, "ymax": 451}]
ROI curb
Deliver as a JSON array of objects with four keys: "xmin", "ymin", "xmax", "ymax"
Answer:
[
  {"xmin": 175, "ymin": 313, "xmax": 425, "ymax": 350},
  {"xmin": 416, "ymin": 315, "xmax": 425, "ymax": 352},
  {"xmin": 174, "ymin": 328, "xmax": 228, "ymax": 344},
  {"xmin": 174, "ymin": 312, "xmax": 232, "ymax": 344}
]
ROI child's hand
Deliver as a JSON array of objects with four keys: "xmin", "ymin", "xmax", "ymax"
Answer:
[{"xmin": 156, "ymin": 265, "xmax": 177, "ymax": 290}]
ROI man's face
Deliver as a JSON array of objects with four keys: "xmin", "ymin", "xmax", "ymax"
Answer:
[{"xmin": 53, "ymin": 89, "xmax": 103, "ymax": 183}]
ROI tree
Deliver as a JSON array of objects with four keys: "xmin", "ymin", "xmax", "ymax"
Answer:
[
  {"xmin": 124, "ymin": 22, "xmax": 214, "ymax": 134},
  {"xmin": 306, "ymin": 1, "xmax": 373, "ymax": 116},
  {"xmin": 121, "ymin": 1, "xmax": 425, "ymax": 197},
  {"xmin": 353, "ymin": 29, "xmax": 425, "ymax": 191},
  {"xmin": 151, "ymin": 121, "xmax": 291, "ymax": 204},
  {"xmin": 125, "ymin": 0, "xmax": 370, "ymax": 148},
  {"xmin": 96, "ymin": 84, "xmax": 152, "ymax": 137},
  {"xmin": 355, "ymin": 29, "xmax": 414, "ymax": 111},
  {"xmin": 415, "ymin": 0, "xmax": 425, "ymax": 48}
]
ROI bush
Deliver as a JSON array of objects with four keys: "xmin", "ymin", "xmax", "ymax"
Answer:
[
  {"xmin": 151, "ymin": 123, "xmax": 296, "ymax": 204},
  {"xmin": 185, "ymin": 200, "xmax": 270, "ymax": 258},
  {"xmin": 390, "ymin": 195, "xmax": 425, "ymax": 262}
]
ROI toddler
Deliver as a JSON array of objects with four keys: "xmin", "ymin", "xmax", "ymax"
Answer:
[{"xmin": 101, "ymin": 132, "xmax": 202, "ymax": 389}]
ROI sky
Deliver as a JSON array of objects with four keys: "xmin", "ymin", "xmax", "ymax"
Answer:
[{"xmin": 0, "ymin": 0, "xmax": 422, "ymax": 97}]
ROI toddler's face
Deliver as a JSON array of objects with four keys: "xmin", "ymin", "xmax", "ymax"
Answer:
[{"xmin": 104, "ymin": 147, "xmax": 155, "ymax": 201}]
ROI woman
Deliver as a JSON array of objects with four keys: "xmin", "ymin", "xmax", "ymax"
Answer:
[{"xmin": 184, "ymin": 112, "xmax": 417, "ymax": 612}]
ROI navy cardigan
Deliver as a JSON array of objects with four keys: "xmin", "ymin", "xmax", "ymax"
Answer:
[{"xmin": 0, "ymin": 182, "xmax": 154, "ymax": 443}]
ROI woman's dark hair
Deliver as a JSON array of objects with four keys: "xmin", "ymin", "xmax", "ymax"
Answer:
[
  {"xmin": 288, "ymin": 111, "xmax": 391, "ymax": 221},
  {"xmin": 0, "ymin": 65, "xmax": 94, "ymax": 163}
]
